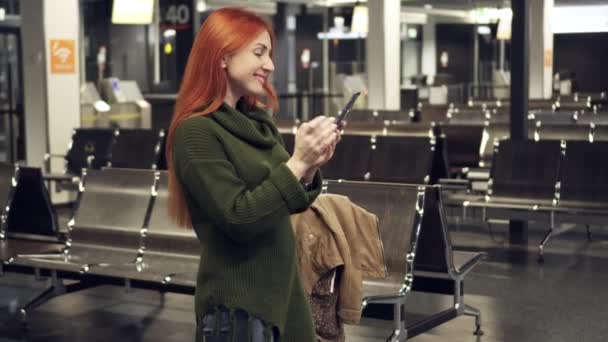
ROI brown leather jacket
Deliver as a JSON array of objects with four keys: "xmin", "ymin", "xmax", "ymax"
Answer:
[{"xmin": 291, "ymin": 193, "xmax": 387, "ymax": 324}]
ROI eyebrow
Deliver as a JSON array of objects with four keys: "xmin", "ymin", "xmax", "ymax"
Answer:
[{"xmin": 254, "ymin": 43, "xmax": 268, "ymax": 50}]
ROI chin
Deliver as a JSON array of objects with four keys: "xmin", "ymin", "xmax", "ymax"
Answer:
[{"xmin": 247, "ymin": 84, "xmax": 267, "ymax": 97}]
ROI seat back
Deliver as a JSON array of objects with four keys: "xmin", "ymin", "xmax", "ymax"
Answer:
[
  {"xmin": 324, "ymin": 180, "xmax": 425, "ymax": 289},
  {"xmin": 0, "ymin": 163, "xmax": 17, "ymax": 238},
  {"xmin": 145, "ymin": 171, "xmax": 199, "ymax": 257},
  {"xmin": 68, "ymin": 168, "xmax": 155, "ymax": 251},
  {"xmin": 533, "ymin": 124, "xmax": 592, "ymax": 142},
  {"xmin": 560, "ymin": 141, "xmax": 608, "ymax": 205},
  {"xmin": 348, "ymin": 109, "xmax": 383, "ymax": 123},
  {"xmin": 478, "ymin": 123, "xmax": 509, "ymax": 167},
  {"xmin": 439, "ymin": 124, "xmax": 485, "ymax": 168},
  {"xmin": 109, "ymin": 129, "xmax": 165, "ymax": 169},
  {"xmin": 369, "ymin": 136, "xmax": 436, "ymax": 184},
  {"xmin": 490, "ymin": 140, "xmax": 562, "ymax": 201},
  {"xmin": 321, "ymin": 134, "xmax": 373, "ymax": 181},
  {"xmin": 7, "ymin": 167, "xmax": 58, "ymax": 238},
  {"xmin": 280, "ymin": 132, "xmax": 295, "ymax": 156},
  {"xmin": 65, "ymin": 128, "xmax": 116, "ymax": 174},
  {"xmin": 577, "ymin": 114, "xmax": 608, "ymax": 125},
  {"xmin": 413, "ymin": 186, "xmax": 453, "ymax": 274},
  {"xmin": 446, "ymin": 108, "xmax": 488, "ymax": 124},
  {"xmin": 528, "ymin": 111, "xmax": 578, "ymax": 125}
]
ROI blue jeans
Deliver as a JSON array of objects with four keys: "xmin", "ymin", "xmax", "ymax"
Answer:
[{"xmin": 196, "ymin": 307, "xmax": 279, "ymax": 342}]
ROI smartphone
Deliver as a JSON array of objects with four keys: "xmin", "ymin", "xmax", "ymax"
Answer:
[{"xmin": 336, "ymin": 91, "xmax": 361, "ymax": 125}]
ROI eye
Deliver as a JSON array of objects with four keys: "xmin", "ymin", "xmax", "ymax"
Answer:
[{"xmin": 254, "ymin": 49, "xmax": 264, "ymax": 57}]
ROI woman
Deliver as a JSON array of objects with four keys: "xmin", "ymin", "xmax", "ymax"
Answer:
[{"xmin": 166, "ymin": 7, "xmax": 340, "ymax": 342}]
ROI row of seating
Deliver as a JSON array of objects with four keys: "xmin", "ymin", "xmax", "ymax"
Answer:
[
  {"xmin": 446, "ymin": 139, "xmax": 608, "ymax": 262},
  {"xmin": 279, "ymin": 115, "xmax": 608, "ymax": 181},
  {"xmin": 281, "ymin": 132, "xmax": 449, "ymax": 184},
  {"xmin": 45, "ymin": 128, "xmax": 166, "ymax": 183},
  {"xmin": 0, "ymin": 165, "xmax": 483, "ymax": 341}
]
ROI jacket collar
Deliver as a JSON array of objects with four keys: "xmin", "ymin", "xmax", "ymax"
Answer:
[{"xmin": 210, "ymin": 101, "xmax": 278, "ymax": 148}]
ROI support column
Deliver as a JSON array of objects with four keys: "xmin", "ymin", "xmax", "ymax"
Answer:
[
  {"xmin": 421, "ymin": 17, "xmax": 436, "ymax": 83},
  {"xmin": 510, "ymin": 0, "xmax": 529, "ymax": 245},
  {"xmin": 529, "ymin": 0, "xmax": 554, "ymax": 99},
  {"xmin": 366, "ymin": 0, "xmax": 401, "ymax": 110},
  {"xmin": 22, "ymin": 0, "xmax": 80, "ymax": 203},
  {"xmin": 21, "ymin": 0, "xmax": 47, "ymax": 167}
]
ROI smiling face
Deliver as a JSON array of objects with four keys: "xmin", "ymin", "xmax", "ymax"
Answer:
[{"xmin": 222, "ymin": 30, "xmax": 275, "ymax": 105}]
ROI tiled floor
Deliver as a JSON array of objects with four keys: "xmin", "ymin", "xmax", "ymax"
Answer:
[{"xmin": 1, "ymin": 220, "xmax": 608, "ymax": 341}]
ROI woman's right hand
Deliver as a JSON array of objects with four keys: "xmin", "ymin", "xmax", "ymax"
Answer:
[{"xmin": 286, "ymin": 116, "xmax": 338, "ymax": 179}]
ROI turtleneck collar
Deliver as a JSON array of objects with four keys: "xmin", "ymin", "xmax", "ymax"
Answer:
[{"xmin": 209, "ymin": 101, "xmax": 278, "ymax": 148}]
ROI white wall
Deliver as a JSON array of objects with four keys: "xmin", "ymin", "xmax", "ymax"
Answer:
[{"xmin": 43, "ymin": 0, "xmax": 81, "ymax": 174}]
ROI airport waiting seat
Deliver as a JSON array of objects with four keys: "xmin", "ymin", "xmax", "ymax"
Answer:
[
  {"xmin": 438, "ymin": 124, "xmax": 485, "ymax": 170},
  {"xmin": 412, "ymin": 185, "xmax": 484, "ymax": 336},
  {"xmin": 533, "ymin": 141, "xmax": 608, "ymax": 260},
  {"xmin": 321, "ymin": 134, "xmax": 374, "ymax": 181},
  {"xmin": 369, "ymin": 136, "xmax": 439, "ymax": 184},
  {"xmin": 44, "ymin": 128, "xmax": 116, "ymax": 184},
  {"xmin": 324, "ymin": 180, "xmax": 483, "ymax": 340},
  {"xmin": 323, "ymin": 180, "xmax": 425, "ymax": 341},
  {"xmin": 527, "ymin": 111, "xmax": 578, "ymax": 125},
  {"xmin": 108, "ymin": 128, "xmax": 166, "ymax": 169},
  {"xmin": 136, "ymin": 171, "xmax": 199, "ymax": 288},
  {"xmin": 1, "ymin": 165, "xmax": 63, "ymax": 273},
  {"xmin": 467, "ymin": 140, "xmax": 562, "ymax": 221},
  {"xmin": 280, "ymin": 132, "xmax": 295, "ymax": 155},
  {"xmin": 14, "ymin": 168, "xmax": 156, "ymax": 322}
]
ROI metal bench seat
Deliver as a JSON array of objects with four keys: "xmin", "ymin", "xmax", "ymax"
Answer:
[
  {"xmin": 12, "ymin": 247, "xmax": 135, "ymax": 274},
  {"xmin": 361, "ymin": 274, "xmax": 409, "ymax": 299},
  {"xmin": 133, "ymin": 171, "xmax": 199, "ymax": 287},
  {"xmin": 14, "ymin": 168, "xmax": 156, "ymax": 323},
  {"xmin": 1, "ymin": 239, "xmax": 63, "ymax": 267},
  {"xmin": 323, "ymin": 180, "xmax": 424, "ymax": 342}
]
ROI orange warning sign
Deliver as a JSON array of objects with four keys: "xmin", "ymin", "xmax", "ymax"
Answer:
[{"xmin": 50, "ymin": 39, "xmax": 76, "ymax": 74}]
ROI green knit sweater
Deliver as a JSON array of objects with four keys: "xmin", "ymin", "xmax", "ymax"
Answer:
[{"xmin": 172, "ymin": 102, "xmax": 321, "ymax": 341}]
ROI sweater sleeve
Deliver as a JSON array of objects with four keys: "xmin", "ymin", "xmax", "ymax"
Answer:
[
  {"xmin": 293, "ymin": 169, "xmax": 322, "ymax": 214},
  {"xmin": 176, "ymin": 123, "xmax": 313, "ymax": 243}
]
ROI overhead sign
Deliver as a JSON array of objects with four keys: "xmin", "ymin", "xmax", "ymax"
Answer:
[
  {"xmin": 160, "ymin": 0, "xmax": 192, "ymax": 31},
  {"xmin": 50, "ymin": 39, "xmax": 76, "ymax": 74}
]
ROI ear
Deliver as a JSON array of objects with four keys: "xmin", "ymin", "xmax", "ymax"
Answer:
[{"xmin": 221, "ymin": 56, "xmax": 228, "ymax": 69}]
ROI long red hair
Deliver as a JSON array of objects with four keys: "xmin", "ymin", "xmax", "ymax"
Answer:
[{"xmin": 166, "ymin": 7, "xmax": 279, "ymax": 227}]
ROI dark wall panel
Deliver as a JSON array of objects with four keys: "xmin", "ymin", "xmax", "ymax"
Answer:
[
  {"xmin": 435, "ymin": 24, "xmax": 474, "ymax": 85},
  {"xmin": 554, "ymin": 33, "xmax": 608, "ymax": 93}
]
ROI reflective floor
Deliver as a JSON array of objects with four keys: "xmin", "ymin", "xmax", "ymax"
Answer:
[{"xmin": 1, "ymin": 220, "xmax": 608, "ymax": 342}]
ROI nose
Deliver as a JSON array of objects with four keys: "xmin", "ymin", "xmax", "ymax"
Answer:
[{"xmin": 263, "ymin": 56, "xmax": 275, "ymax": 72}]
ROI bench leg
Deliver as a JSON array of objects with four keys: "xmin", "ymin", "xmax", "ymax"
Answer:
[
  {"xmin": 19, "ymin": 270, "xmax": 98, "ymax": 326},
  {"xmin": 538, "ymin": 223, "xmax": 578, "ymax": 263},
  {"xmin": 586, "ymin": 225, "xmax": 592, "ymax": 241},
  {"xmin": 538, "ymin": 228, "xmax": 553, "ymax": 263},
  {"xmin": 463, "ymin": 304, "xmax": 484, "ymax": 336},
  {"xmin": 386, "ymin": 302, "xmax": 407, "ymax": 342},
  {"xmin": 454, "ymin": 280, "xmax": 483, "ymax": 336}
]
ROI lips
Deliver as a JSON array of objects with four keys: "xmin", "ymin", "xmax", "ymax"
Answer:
[{"xmin": 254, "ymin": 74, "xmax": 267, "ymax": 84}]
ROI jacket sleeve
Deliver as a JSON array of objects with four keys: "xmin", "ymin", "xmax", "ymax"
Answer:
[{"xmin": 176, "ymin": 123, "xmax": 313, "ymax": 243}]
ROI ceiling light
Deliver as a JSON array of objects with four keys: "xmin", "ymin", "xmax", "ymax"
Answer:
[
  {"xmin": 477, "ymin": 26, "xmax": 491, "ymax": 35},
  {"xmin": 351, "ymin": 4, "xmax": 368, "ymax": 34},
  {"xmin": 196, "ymin": 1, "xmax": 207, "ymax": 13},
  {"xmin": 407, "ymin": 28, "xmax": 418, "ymax": 39},
  {"xmin": 163, "ymin": 29, "xmax": 176, "ymax": 38}
]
